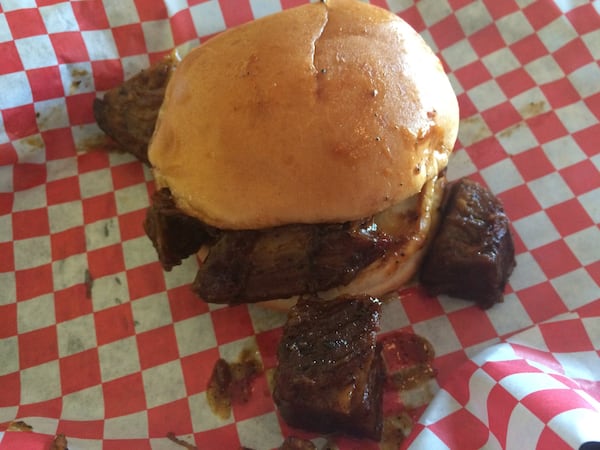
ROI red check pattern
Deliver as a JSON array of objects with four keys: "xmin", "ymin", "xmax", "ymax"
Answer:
[{"xmin": 0, "ymin": 0, "xmax": 599, "ymax": 449}]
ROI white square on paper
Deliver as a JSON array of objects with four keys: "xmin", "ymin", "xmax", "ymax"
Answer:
[
  {"xmin": 458, "ymin": 114, "xmax": 492, "ymax": 147},
  {"xmin": 505, "ymin": 403, "xmax": 545, "ymax": 449},
  {"xmin": 131, "ymin": 293, "xmax": 173, "ymax": 333},
  {"xmin": 551, "ymin": 268, "xmax": 600, "ymax": 311},
  {"xmin": 482, "ymin": 47, "xmax": 521, "ymax": 78},
  {"xmin": 0, "ymin": 72, "xmax": 34, "ymax": 110},
  {"xmin": 250, "ymin": 0, "xmax": 282, "ymax": 19},
  {"xmin": 237, "ymin": 412, "xmax": 285, "ymax": 450},
  {"xmin": 98, "ymin": 336, "xmax": 141, "ymax": 382},
  {"xmin": 165, "ymin": 0, "xmax": 188, "ymax": 16},
  {"xmin": 454, "ymin": 1, "xmax": 493, "ymax": 36},
  {"xmin": 13, "ymin": 236, "xmax": 52, "ymax": 271},
  {"xmin": 103, "ymin": 0, "xmax": 140, "ymax": 27},
  {"xmin": 15, "ymin": 35, "xmax": 58, "ymax": 70},
  {"xmin": 57, "ymin": 314, "xmax": 97, "ymax": 357},
  {"xmin": 507, "ymin": 252, "xmax": 547, "ymax": 291},
  {"xmin": 190, "ymin": 0, "xmax": 226, "ymax": 38},
  {"xmin": 46, "ymin": 157, "xmax": 78, "ymax": 182},
  {"xmin": 0, "ymin": 0, "xmax": 36, "ymax": 10},
  {"xmin": 527, "ymin": 172, "xmax": 574, "ymax": 209},
  {"xmin": 486, "ymin": 293, "xmax": 533, "ymax": 336},
  {"xmin": 91, "ymin": 273, "xmax": 130, "ymax": 311},
  {"xmin": 142, "ymin": 20, "xmax": 175, "ymax": 53},
  {"xmin": 174, "ymin": 314, "xmax": 217, "ymax": 357},
  {"xmin": 412, "ymin": 315, "xmax": 462, "ymax": 357},
  {"xmin": 467, "ymin": 79, "xmax": 507, "ymax": 112},
  {"xmin": 85, "ymin": 217, "xmax": 121, "ymax": 252},
  {"xmin": 512, "ymin": 211, "xmax": 561, "ymax": 250},
  {"xmin": 61, "ymin": 386, "xmax": 104, "ymax": 420},
  {"xmin": 582, "ymin": 29, "xmax": 600, "ymax": 61},
  {"xmin": 122, "ymin": 236, "xmax": 157, "ymax": 270},
  {"xmin": 78, "ymin": 168, "xmax": 114, "ymax": 199},
  {"xmin": 378, "ymin": 296, "xmax": 410, "ymax": 334},
  {"xmin": 0, "ymin": 13, "xmax": 13, "ymax": 43},
  {"xmin": 81, "ymin": 29, "xmax": 119, "ymax": 61},
  {"xmin": 579, "ymin": 187, "xmax": 600, "ymax": 223},
  {"xmin": 142, "ymin": 360, "xmax": 186, "ymax": 409},
  {"xmin": 163, "ymin": 256, "xmax": 199, "ymax": 290},
  {"xmin": 496, "ymin": 11, "xmax": 535, "ymax": 45},
  {"xmin": 12, "ymin": 185, "xmax": 47, "ymax": 212},
  {"xmin": 446, "ymin": 149, "xmax": 477, "ymax": 181},
  {"xmin": 0, "ymin": 273, "xmax": 16, "ymax": 305},
  {"xmin": 17, "ymin": 294, "xmax": 56, "ymax": 334},
  {"xmin": 104, "ymin": 411, "xmax": 149, "ymax": 439},
  {"xmin": 0, "ymin": 213, "xmax": 12, "ymax": 243},
  {"xmin": 48, "ymin": 201, "xmax": 84, "ymax": 234},
  {"xmin": 480, "ymin": 158, "xmax": 525, "ymax": 194},
  {"xmin": 568, "ymin": 62, "xmax": 600, "ymax": 98},
  {"xmin": 537, "ymin": 17, "xmax": 577, "ymax": 53},
  {"xmin": 510, "ymin": 86, "xmax": 549, "ymax": 120},
  {"xmin": 247, "ymin": 303, "xmax": 288, "ymax": 334},
  {"xmin": 114, "ymin": 183, "xmax": 149, "ymax": 215},
  {"xmin": 555, "ymin": 101, "xmax": 599, "ymax": 134},
  {"xmin": 441, "ymin": 39, "xmax": 479, "ymax": 72},
  {"xmin": 189, "ymin": 392, "xmax": 233, "ymax": 432},
  {"xmin": 59, "ymin": 62, "xmax": 95, "ymax": 96},
  {"xmin": 20, "ymin": 360, "xmax": 62, "ymax": 404},
  {"xmin": 416, "ymin": 0, "xmax": 452, "ymax": 27},
  {"xmin": 497, "ymin": 122, "xmax": 538, "ymax": 156},
  {"xmin": 35, "ymin": 98, "xmax": 70, "ymax": 132},
  {"xmin": 565, "ymin": 226, "xmax": 600, "ymax": 266},
  {"xmin": 40, "ymin": 3, "xmax": 79, "ymax": 33},
  {"xmin": 525, "ymin": 55, "xmax": 565, "ymax": 85},
  {"xmin": 0, "ymin": 337, "xmax": 18, "ymax": 376},
  {"xmin": 554, "ymin": 351, "xmax": 600, "ymax": 382},
  {"xmin": 541, "ymin": 136, "xmax": 587, "ymax": 171},
  {"xmin": 0, "ymin": 166, "xmax": 12, "ymax": 193},
  {"xmin": 52, "ymin": 253, "xmax": 88, "ymax": 291}
]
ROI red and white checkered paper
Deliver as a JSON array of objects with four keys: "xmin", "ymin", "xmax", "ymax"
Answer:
[{"xmin": 0, "ymin": 0, "xmax": 599, "ymax": 449}]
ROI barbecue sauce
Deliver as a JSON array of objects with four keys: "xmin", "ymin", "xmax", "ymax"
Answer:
[{"xmin": 206, "ymin": 348, "xmax": 263, "ymax": 419}]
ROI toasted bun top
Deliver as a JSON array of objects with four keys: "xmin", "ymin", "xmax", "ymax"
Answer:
[{"xmin": 148, "ymin": 0, "xmax": 459, "ymax": 229}]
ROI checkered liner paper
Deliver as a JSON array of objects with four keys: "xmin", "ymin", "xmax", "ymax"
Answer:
[{"xmin": 0, "ymin": 0, "xmax": 599, "ymax": 448}]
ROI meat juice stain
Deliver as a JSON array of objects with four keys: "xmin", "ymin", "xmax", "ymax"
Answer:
[
  {"xmin": 378, "ymin": 331, "xmax": 437, "ymax": 448},
  {"xmin": 206, "ymin": 347, "xmax": 264, "ymax": 419}
]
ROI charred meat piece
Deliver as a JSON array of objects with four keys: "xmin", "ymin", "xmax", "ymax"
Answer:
[
  {"xmin": 93, "ymin": 52, "xmax": 179, "ymax": 164},
  {"xmin": 420, "ymin": 178, "xmax": 516, "ymax": 308},
  {"xmin": 144, "ymin": 186, "xmax": 392, "ymax": 304},
  {"xmin": 143, "ymin": 188, "xmax": 217, "ymax": 270},
  {"xmin": 192, "ymin": 220, "xmax": 391, "ymax": 304},
  {"xmin": 273, "ymin": 295, "xmax": 384, "ymax": 441}
]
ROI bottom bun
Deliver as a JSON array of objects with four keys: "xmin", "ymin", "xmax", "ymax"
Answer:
[{"xmin": 257, "ymin": 174, "xmax": 446, "ymax": 311}]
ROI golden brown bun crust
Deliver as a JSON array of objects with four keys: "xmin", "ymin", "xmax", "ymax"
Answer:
[{"xmin": 149, "ymin": 0, "xmax": 459, "ymax": 229}]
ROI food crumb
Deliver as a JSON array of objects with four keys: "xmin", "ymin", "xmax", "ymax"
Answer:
[
  {"xmin": 206, "ymin": 348, "xmax": 263, "ymax": 419},
  {"xmin": 166, "ymin": 432, "xmax": 197, "ymax": 449},
  {"xmin": 49, "ymin": 434, "xmax": 68, "ymax": 450},
  {"xmin": 84, "ymin": 268, "xmax": 94, "ymax": 299},
  {"xmin": 7, "ymin": 420, "xmax": 32, "ymax": 432}
]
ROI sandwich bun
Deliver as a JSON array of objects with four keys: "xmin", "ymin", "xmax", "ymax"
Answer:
[{"xmin": 148, "ymin": 0, "xmax": 459, "ymax": 231}]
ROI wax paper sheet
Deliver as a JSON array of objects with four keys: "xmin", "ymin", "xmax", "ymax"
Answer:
[{"xmin": 0, "ymin": 0, "xmax": 599, "ymax": 449}]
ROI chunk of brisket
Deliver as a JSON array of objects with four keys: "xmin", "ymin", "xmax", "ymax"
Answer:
[
  {"xmin": 273, "ymin": 295, "xmax": 384, "ymax": 441},
  {"xmin": 143, "ymin": 188, "xmax": 217, "ymax": 271},
  {"xmin": 192, "ymin": 220, "xmax": 391, "ymax": 304},
  {"xmin": 93, "ymin": 52, "xmax": 179, "ymax": 164},
  {"xmin": 420, "ymin": 178, "xmax": 516, "ymax": 308}
]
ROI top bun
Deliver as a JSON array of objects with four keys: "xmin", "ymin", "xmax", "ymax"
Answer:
[{"xmin": 148, "ymin": 0, "xmax": 459, "ymax": 230}]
